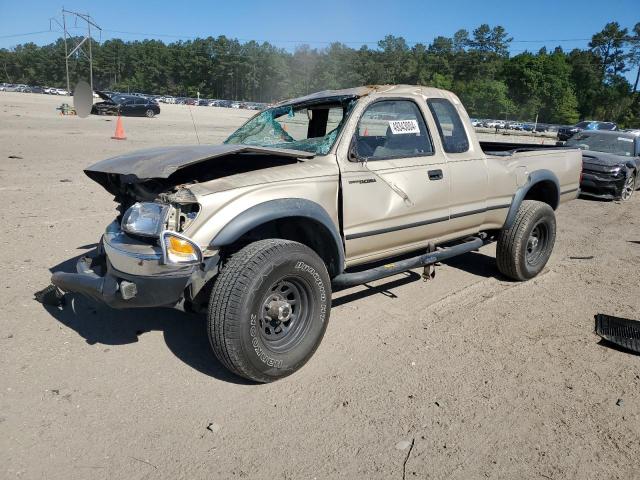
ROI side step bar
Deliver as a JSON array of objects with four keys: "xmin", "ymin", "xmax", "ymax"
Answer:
[{"xmin": 332, "ymin": 236, "xmax": 486, "ymax": 290}]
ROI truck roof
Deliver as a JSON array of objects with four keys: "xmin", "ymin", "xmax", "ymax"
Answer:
[{"xmin": 277, "ymin": 84, "xmax": 456, "ymax": 106}]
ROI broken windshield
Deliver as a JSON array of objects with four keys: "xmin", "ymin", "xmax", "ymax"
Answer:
[{"xmin": 224, "ymin": 99, "xmax": 353, "ymax": 155}]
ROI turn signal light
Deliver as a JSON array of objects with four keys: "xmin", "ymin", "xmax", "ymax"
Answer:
[{"xmin": 161, "ymin": 232, "xmax": 202, "ymax": 265}]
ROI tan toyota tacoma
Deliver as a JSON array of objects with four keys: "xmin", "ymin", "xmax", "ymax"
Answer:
[{"xmin": 50, "ymin": 85, "xmax": 582, "ymax": 382}]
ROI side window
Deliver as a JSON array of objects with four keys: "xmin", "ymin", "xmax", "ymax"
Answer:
[
  {"xmin": 427, "ymin": 98, "xmax": 470, "ymax": 153},
  {"xmin": 354, "ymin": 100, "xmax": 433, "ymax": 160}
]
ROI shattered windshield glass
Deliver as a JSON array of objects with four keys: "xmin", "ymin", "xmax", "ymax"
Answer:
[{"xmin": 224, "ymin": 99, "xmax": 353, "ymax": 155}]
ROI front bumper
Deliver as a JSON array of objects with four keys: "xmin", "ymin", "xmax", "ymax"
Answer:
[
  {"xmin": 51, "ymin": 223, "xmax": 218, "ymax": 309},
  {"xmin": 580, "ymin": 171, "xmax": 626, "ymax": 200}
]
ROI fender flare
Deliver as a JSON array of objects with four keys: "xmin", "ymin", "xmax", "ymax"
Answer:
[
  {"xmin": 210, "ymin": 198, "xmax": 345, "ymax": 274},
  {"xmin": 503, "ymin": 169, "xmax": 560, "ymax": 230}
]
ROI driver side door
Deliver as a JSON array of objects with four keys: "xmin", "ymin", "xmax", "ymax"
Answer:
[{"xmin": 340, "ymin": 98, "xmax": 451, "ymax": 266}]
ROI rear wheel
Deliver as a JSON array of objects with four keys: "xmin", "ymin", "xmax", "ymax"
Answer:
[
  {"xmin": 497, "ymin": 200, "xmax": 556, "ymax": 281},
  {"xmin": 208, "ymin": 239, "xmax": 331, "ymax": 383}
]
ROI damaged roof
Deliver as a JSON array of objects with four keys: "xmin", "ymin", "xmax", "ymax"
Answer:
[{"xmin": 275, "ymin": 85, "xmax": 454, "ymax": 106}]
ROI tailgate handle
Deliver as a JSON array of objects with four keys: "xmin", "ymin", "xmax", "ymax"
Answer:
[{"xmin": 428, "ymin": 169, "xmax": 443, "ymax": 181}]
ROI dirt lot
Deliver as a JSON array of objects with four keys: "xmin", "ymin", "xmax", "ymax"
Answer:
[{"xmin": 1, "ymin": 92, "xmax": 639, "ymax": 479}]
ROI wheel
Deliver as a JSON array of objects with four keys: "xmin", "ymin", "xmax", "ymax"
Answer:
[
  {"xmin": 620, "ymin": 171, "xmax": 635, "ymax": 201},
  {"xmin": 208, "ymin": 239, "xmax": 331, "ymax": 383},
  {"xmin": 145, "ymin": 109, "xmax": 155, "ymax": 118},
  {"xmin": 496, "ymin": 200, "xmax": 556, "ymax": 281}
]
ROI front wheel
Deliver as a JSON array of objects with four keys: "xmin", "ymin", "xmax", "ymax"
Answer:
[
  {"xmin": 145, "ymin": 109, "xmax": 155, "ymax": 118},
  {"xmin": 620, "ymin": 171, "xmax": 635, "ymax": 201},
  {"xmin": 496, "ymin": 200, "xmax": 556, "ymax": 281},
  {"xmin": 208, "ymin": 239, "xmax": 331, "ymax": 383}
]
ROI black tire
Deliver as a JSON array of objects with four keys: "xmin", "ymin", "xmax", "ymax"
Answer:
[
  {"xmin": 496, "ymin": 200, "xmax": 556, "ymax": 281},
  {"xmin": 208, "ymin": 239, "xmax": 331, "ymax": 383},
  {"xmin": 145, "ymin": 109, "xmax": 155, "ymax": 118}
]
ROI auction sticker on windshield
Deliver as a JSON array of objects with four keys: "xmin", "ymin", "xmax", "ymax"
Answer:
[{"xmin": 389, "ymin": 119, "xmax": 420, "ymax": 134}]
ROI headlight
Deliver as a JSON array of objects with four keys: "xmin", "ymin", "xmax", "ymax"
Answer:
[
  {"xmin": 121, "ymin": 202, "xmax": 169, "ymax": 237},
  {"xmin": 161, "ymin": 231, "xmax": 202, "ymax": 265}
]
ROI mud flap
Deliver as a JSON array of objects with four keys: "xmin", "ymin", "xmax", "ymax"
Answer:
[{"xmin": 595, "ymin": 313, "xmax": 640, "ymax": 354}]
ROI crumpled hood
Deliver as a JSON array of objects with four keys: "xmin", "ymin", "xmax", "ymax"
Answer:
[
  {"xmin": 581, "ymin": 151, "xmax": 630, "ymax": 168},
  {"xmin": 84, "ymin": 144, "xmax": 314, "ymax": 185}
]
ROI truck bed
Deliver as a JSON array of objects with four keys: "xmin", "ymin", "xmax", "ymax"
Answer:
[{"xmin": 480, "ymin": 141, "xmax": 566, "ymax": 156}]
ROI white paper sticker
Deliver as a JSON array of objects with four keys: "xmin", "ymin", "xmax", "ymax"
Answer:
[
  {"xmin": 389, "ymin": 119, "xmax": 420, "ymax": 135},
  {"xmin": 618, "ymin": 137, "xmax": 633, "ymax": 142}
]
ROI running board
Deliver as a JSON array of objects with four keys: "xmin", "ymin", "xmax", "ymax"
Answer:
[{"xmin": 332, "ymin": 236, "xmax": 486, "ymax": 290}]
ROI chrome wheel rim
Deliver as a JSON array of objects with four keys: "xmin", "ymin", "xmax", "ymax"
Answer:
[{"xmin": 621, "ymin": 175, "xmax": 635, "ymax": 201}]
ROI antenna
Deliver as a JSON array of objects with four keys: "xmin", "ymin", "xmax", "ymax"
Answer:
[{"xmin": 188, "ymin": 106, "xmax": 201, "ymax": 144}]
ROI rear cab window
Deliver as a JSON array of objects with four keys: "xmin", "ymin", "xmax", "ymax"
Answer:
[{"xmin": 427, "ymin": 98, "xmax": 470, "ymax": 154}]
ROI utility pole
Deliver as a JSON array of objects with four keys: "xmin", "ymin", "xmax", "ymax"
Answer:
[{"xmin": 51, "ymin": 9, "xmax": 101, "ymax": 92}]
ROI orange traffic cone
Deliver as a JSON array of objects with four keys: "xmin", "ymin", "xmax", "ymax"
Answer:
[
  {"xmin": 363, "ymin": 127, "xmax": 369, "ymax": 136},
  {"xmin": 111, "ymin": 115, "xmax": 127, "ymax": 140}
]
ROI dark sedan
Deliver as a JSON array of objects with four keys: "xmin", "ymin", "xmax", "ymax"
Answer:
[
  {"xmin": 566, "ymin": 131, "xmax": 640, "ymax": 201},
  {"xmin": 91, "ymin": 92, "xmax": 160, "ymax": 117},
  {"xmin": 558, "ymin": 120, "xmax": 617, "ymax": 141}
]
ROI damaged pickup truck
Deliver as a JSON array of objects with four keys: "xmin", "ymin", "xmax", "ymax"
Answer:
[{"xmin": 50, "ymin": 85, "xmax": 582, "ymax": 382}]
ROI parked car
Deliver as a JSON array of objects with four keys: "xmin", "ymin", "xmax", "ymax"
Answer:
[
  {"xmin": 31, "ymin": 86, "xmax": 45, "ymax": 94},
  {"xmin": 565, "ymin": 130, "xmax": 640, "ymax": 201},
  {"xmin": 55, "ymin": 88, "xmax": 69, "ymax": 96},
  {"xmin": 50, "ymin": 85, "xmax": 581, "ymax": 382},
  {"xmin": 91, "ymin": 91, "xmax": 161, "ymax": 117},
  {"xmin": 558, "ymin": 120, "xmax": 617, "ymax": 141}
]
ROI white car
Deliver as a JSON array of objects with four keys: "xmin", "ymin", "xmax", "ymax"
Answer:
[{"xmin": 55, "ymin": 88, "xmax": 69, "ymax": 96}]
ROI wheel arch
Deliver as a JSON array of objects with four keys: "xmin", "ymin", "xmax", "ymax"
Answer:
[
  {"xmin": 503, "ymin": 169, "xmax": 560, "ymax": 230},
  {"xmin": 210, "ymin": 198, "xmax": 345, "ymax": 276}
]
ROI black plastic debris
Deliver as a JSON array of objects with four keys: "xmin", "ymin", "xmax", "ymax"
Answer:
[
  {"xmin": 569, "ymin": 255, "xmax": 594, "ymax": 260},
  {"xmin": 595, "ymin": 313, "xmax": 640, "ymax": 354},
  {"xmin": 34, "ymin": 284, "xmax": 65, "ymax": 307}
]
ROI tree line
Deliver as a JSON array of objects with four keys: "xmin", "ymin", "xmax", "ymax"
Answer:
[{"xmin": 1, "ymin": 22, "xmax": 639, "ymax": 126}]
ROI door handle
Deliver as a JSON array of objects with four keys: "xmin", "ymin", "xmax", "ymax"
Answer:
[{"xmin": 428, "ymin": 169, "xmax": 443, "ymax": 181}]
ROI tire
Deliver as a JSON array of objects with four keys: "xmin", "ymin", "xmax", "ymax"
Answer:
[
  {"xmin": 496, "ymin": 200, "xmax": 556, "ymax": 281},
  {"xmin": 620, "ymin": 171, "xmax": 635, "ymax": 201},
  {"xmin": 208, "ymin": 239, "xmax": 331, "ymax": 383},
  {"xmin": 145, "ymin": 109, "xmax": 155, "ymax": 118}
]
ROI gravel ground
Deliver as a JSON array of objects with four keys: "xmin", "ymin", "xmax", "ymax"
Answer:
[{"xmin": 1, "ymin": 92, "xmax": 639, "ymax": 480}]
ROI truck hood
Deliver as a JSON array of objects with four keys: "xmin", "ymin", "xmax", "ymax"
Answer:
[{"xmin": 84, "ymin": 144, "xmax": 315, "ymax": 190}]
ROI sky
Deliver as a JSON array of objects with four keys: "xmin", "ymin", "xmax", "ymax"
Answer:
[{"xmin": 0, "ymin": 0, "xmax": 637, "ymax": 57}]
